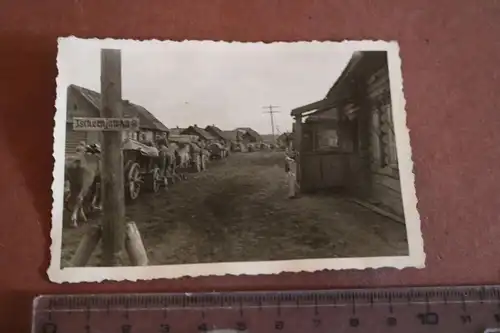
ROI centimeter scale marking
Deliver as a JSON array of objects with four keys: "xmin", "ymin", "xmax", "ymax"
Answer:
[{"xmin": 33, "ymin": 285, "xmax": 500, "ymax": 333}]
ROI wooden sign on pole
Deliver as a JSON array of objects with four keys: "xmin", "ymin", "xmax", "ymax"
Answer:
[
  {"xmin": 100, "ymin": 48, "xmax": 126, "ymax": 266},
  {"xmin": 73, "ymin": 117, "xmax": 140, "ymax": 131}
]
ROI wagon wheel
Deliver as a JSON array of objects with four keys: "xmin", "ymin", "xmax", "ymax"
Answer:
[
  {"xmin": 145, "ymin": 167, "xmax": 162, "ymax": 193},
  {"xmin": 168, "ymin": 168, "xmax": 177, "ymax": 185},
  {"xmin": 142, "ymin": 166, "xmax": 161, "ymax": 193},
  {"xmin": 125, "ymin": 162, "xmax": 142, "ymax": 201}
]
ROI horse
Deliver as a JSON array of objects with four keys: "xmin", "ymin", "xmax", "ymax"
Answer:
[
  {"xmin": 200, "ymin": 147, "xmax": 211, "ymax": 169},
  {"xmin": 158, "ymin": 142, "xmax": 182, "ymax": 184},
  {"xmin": 64, "ymin": 144, "xmax": 102, "ymax": 227},
  {"xmin": 174, "ymin": 142, "xmax": 192, "ymax": 168},
  {"xmin": 161, "ymin": 141, "xmax": 190, "ymax": 181}
]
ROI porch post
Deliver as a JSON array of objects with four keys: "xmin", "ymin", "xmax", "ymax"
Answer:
[
  {"xmin": 293, "ymin": 116, "xmax": 302, "ymax": 151},
  {"xmin": 354, "ymin": 80, "xmax": 373, "ymax": 198},
  {"xmin": 293, "ymin": 116, "xmax": 302, "ymax": 185}
]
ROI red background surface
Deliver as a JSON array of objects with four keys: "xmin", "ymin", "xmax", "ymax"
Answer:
[{"xmin": 0, "ymin": 1, "xmax": 499, "ymax": 332}]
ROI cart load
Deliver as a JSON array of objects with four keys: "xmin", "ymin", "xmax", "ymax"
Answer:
[
  {"xmin": 123, "ymin": 138, "xmax": 159, "ymax": 157},
  {"xmin": 122, "ymin": 138, "xmax": 163, "ymax": 201},
  {"xmin": 208, "ymin": 142, "xmax": 228, "ymax": 159}
]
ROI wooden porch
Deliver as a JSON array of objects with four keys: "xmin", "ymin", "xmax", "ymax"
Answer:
[{"xmin": 290, "ymin": 51, "xmax": 405, "ymax": 221}]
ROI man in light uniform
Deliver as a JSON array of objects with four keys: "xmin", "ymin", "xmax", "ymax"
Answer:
[{"xmin": 285, "ymin": 148, "xmax": 298, "ymax": 199}]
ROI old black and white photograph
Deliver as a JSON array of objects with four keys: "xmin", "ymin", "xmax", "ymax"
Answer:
[{"xmin": 49, "ymin": 38, "xmax": 423, "ymax": 282}]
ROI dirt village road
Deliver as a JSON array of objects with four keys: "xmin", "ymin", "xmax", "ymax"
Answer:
[{"xmin": 61, "ymin": 151, "xmax": 409, "ymax": 267}]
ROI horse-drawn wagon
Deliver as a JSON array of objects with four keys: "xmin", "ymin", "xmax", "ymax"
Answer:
[
  {"xmin": 63, "ymin": 139, "xmax": 165, "ymax": 226},
  {"xmin": 247, "ymin": 143, "xmax": 260, "ymax": 152},
  {"xmin": 122, "ymin": 138, "xmax": 165, "ymax": 201},
  {"xmin": 168, "ymin": 134, "xmax": 210, "ymax": 173},
  {"xmin": 208, "ymin": 142, "xmax": 229, "ymax": 159}
]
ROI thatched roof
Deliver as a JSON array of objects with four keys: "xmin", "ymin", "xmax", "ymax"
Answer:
[
  {"xmin": 181, "ymin": 125, "xmax": 216, "ymax": 141},
  {"xmin": 221, "ymin": 130, "xmax": 240, "ymax": 141},
  {"xmin": 205, "ymin": 125, "xmax": 231, "ymax": 141},
  {"xmin": 291, "ymin": 51, "xmax": 388, "ymax": 118},
  {"xmin": 235, "ymin": 127, "xmax": 262, "ymax": 141},
  {"xmin": 169, "ymin": 127, "xmax": 187, "ymax": 135}
]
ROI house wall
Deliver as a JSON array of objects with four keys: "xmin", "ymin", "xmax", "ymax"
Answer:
[
  {"xmin": 66, "ymin": 89, "xmax": 167, "ymax": 157},
  {"xmin": 65, "ymin": 89, "xmax": 100, "ymax": 157},
  {"xmin": 182, "ymin": 128, "xmax": 210, "ymax": 143},
  {"xmin": 365, "ymin": 67, "xmax": 404, "ymax": 217},
  {"xmin": 241, "ymin": 133, "xmax": 254, "ymax": 143},
  {"xmin": 340, "ymin": 67, "xmax": 403, "ymax": 217},
  {"xmin": 230, "ymin": 131, "xmax": 247, "ymax": 144},
  {"xmin": 277, "ymin": 133, "xmax": 293, "ymax": 149},
  {"xmin": 137, "ymin": 130, "xmax": 155, "ymax": 142},
  {"xmin": 296, "ymin": 64, "xmax": 404, "ymax": 218},
  {"xmin": 205, "ymin": 128, "xmax": 227, "ymax": 143},
  {"xmin": 299, "ymin": 153, "xmax": 347, "ymax": 192},
  {"xmin": 343, "ymin": 81, "xmax": 374, "ymax": 200},
  {"xmin": 299, "ymin": 119, "xmax": 353, "ymax": 192},
  {"xmin": 123, "ymin": 131, "xmax": 139, "ymax": 141},
  {"xmin": 122, "ymin": 129, "xmax": 166, "ymax": 143}
]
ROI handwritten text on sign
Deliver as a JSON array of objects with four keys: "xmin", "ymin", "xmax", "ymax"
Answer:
[{"xmin": 73, "ymin": 117, "xmax": 140, "ymax": 131}]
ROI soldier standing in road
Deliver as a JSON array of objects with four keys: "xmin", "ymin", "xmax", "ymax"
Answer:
[{"xmin": 285, "ymin": 148, "xmax": 299, "ymax": 199}]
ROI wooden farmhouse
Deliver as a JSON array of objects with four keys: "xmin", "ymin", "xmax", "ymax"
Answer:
[
  {"xmin": 221, "ymin": 130, "xmax": 243, "ymax": 143},
  {"xmin": 220, "ymin": 130, "xmax": 244, "ymax": 151},
  {"xmin": 277, "ymin": 132, "xmax": 293, "ymax": 149},
  {"xmin": 65, "ymin": 84, "xmax": 169, "ymax": 156},
  {"xmin": 168, "ymin": 127, "xmax": 186, "ymax": 136},
  {"xmin": 181, "ymin": 125, "xmax": 216, "ymax": 143},
  {"xmin": 291, "ymin": 51, "xmax": 403, "ymax": 218},
  {"xmin": 205, "ymin": 125, "xmax": 232, "ymax": 145},
  {"xmin": 235, "ymin": 127, "xmax": 262, "ymax": 143}
]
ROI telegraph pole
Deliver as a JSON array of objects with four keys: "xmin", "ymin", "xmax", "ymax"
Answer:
[
  {"xmin": 262, "ymin": 105, "xmax": 280, "ymax": 143},
  {"xmin": 100, "ymin": 49, "xmax": 126, "ymax": 266}
]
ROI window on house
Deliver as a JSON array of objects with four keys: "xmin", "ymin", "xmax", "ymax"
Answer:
[
  {"xmin": 126, "ymin": 131, "xmax": 139, "ymax": 140},
  {"xmin": 316, "ymin": 128, "xmax": 339, "ymax": 151},
  {"xmin": 308, "ymin": 120, "xmax": 339, "ymax": 152}
]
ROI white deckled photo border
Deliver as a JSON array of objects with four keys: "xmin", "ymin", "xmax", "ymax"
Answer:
[{"xmin": 48, "ymin": 38, "xmax": 425, "ymax": 283}]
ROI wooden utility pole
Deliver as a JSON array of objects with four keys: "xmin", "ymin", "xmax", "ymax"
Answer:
[
  {"xmin": 69, "ymin": 49, "xmax": 148, "ymax": 268},
  {"xmin": 100, "ymin": 49, "xmax": 126, "ymax": 266},
  {"xmin": 262, "ymin": 105, "xmax": 280, "ymax": 143}
]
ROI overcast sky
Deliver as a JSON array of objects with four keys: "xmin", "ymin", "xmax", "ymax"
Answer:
[{"xmin": 57, "ymin": 38, "xmax": 354, "ymax": 134}]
